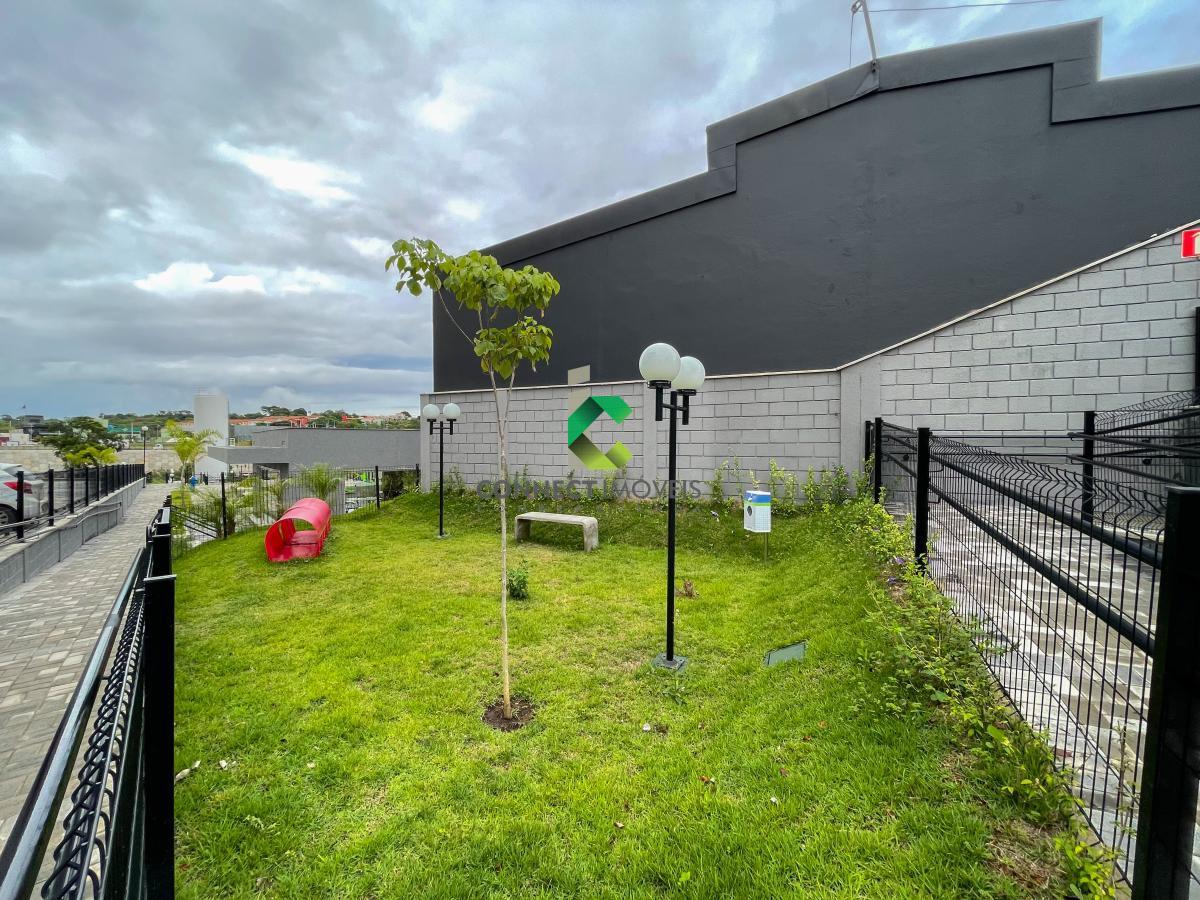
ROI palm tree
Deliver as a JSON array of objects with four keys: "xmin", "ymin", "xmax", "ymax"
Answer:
[
  {"xmin": 163, "ymin": 420, "xmax": 218, "ymax": 480},
  {"xmin": 298, "ymin": 463, "xmax": 341, "ymax": 505}
]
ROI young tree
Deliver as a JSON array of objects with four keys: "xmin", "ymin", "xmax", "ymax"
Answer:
[
  {"xmin": 388, "ymin": 239, "xmax": 558, "ymax": 720},
  {"xmin": 163, "ymin": 420, "xmax": 218, "ymax": 479}
]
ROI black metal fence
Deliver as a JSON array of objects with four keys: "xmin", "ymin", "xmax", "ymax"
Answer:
[
  {"xmin": 0, "ymin": 465, "xmax": 146, "ymax": 546},
  {"xmin": 170, "ymin": 465, "xmax": 419, "ymax": 551},
  {"xmin": 1076, "ymin": 389, "xmax": 1200, "ymax": 502},
  {"xmin": 0, "ymin": 498, "xmax": 175, "ymax": 900},
  {"xmin": 869, "ymin": 411, "xmax": 1200, "ymax": 896}
]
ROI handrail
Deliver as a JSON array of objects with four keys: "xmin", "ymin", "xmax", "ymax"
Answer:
[{"xmin": 0, "ymin": 547, "xmax": 146, "ymax": 900}]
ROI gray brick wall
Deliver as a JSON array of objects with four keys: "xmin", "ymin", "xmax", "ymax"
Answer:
[
  {"xmin": 425, "ymin": 228, "xmax": 1198, "ymax": 492},
  {"xmin": 866, "ymin": 229, "xmax": 1197, "ymax": 434},
  {"xmin": 422, "ymin": 371, "xmax": 839, "ymax": 494}
]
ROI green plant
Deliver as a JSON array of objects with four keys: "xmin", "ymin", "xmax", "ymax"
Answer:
[
  {"xmin": 37, "ymin": 416, "xmax": 122, "ymax": 463},
  {"xmin": 707, "ymin": 460, "xmax": 728, "ymax": 504},
  {"xmin": 381, "ymin": 470, "xmax": 410, "ymax": 500},
  {"xmin": 299, "ymin": 464, "xmax": 341, "ymax": 504},
  {"xmin": 1056, "ymin": 826, "xmax": 1117, "ymax": 898},
  {"xmin": 840, "ymin": 491, "xmax": 1103, "ymax": 879},
  {"xmin": 444, "ymin": 466, "xmax": 467, "ymax": 495},
  {"xmin": 62, "ymin": 444, "xmax": 119, "ymax": 467},
  {"xmin": 507, "ymin": 563, "xmax": 530, "ymax": 601},
  {"xmin": 389, "ymin": 238, "xmax": 559, "ymax": 722},
  {"xmin": 164, "ymin": 419, "xmax": 219, "ymax": 480},
  {"xmin": 768, "ymin": 459, "xmax": 799, "ymax": 511}
]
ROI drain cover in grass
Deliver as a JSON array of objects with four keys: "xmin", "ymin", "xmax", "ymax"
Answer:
[{"xmin": 763, "ymin": 640, "xmax": 807, "ymax": 667}]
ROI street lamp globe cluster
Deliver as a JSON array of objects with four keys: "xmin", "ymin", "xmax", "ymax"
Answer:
[
  {"xmin": 423, "ymin": 402, "xmax": 461, "ymax": 537},
  {"xmin": 639, "ymin": 342, "xmax": 705, "ymax": 671}
]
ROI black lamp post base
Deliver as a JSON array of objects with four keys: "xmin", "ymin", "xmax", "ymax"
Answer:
[
  {"xmin": 437, "ymin": 532, "xmax": 449, "ymax": 539},
  {"xmin": 652, "ymin": 653, "xmax": 687, "ymax": 672}
]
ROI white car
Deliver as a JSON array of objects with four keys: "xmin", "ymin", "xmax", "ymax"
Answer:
[{"xmin": 0, "ymin": 464, "xmax": 49, "ymax": 528}]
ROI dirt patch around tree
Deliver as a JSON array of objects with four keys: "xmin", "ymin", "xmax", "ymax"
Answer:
[{"xmin": 483, "ymin": 697, "xmax": 535, "ymax": 731}]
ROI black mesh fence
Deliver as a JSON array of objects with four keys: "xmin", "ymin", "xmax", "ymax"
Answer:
[{"xmin": 870, "ymin": 411, "xmax": 1200, "ymax": 893}]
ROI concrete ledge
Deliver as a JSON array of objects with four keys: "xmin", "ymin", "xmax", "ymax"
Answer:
[{"xmin": 0, "ymin": 480, "xmax": 144, "ymax": 599}]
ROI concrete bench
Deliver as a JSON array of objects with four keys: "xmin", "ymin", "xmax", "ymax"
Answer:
[{"xmin": 514, "ymin": 512, "xmax": 599, "ymax": 552}]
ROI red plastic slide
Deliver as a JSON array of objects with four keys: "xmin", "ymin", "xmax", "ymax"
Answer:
[{"xmin": 264, "ymin": 498, "xmax": 332, "ymax": 562}]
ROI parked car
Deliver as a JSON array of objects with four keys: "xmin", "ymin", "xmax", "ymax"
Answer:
[{"xmin": 0, "ymin": 466, "xmax": 48, "ymax": 527}]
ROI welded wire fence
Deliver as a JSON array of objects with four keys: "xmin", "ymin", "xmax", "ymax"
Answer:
[
  {"xmin": 871, "ymin": 413, "xmax": 1200, "ymax": 895},
  {"xmin": 170, "ymin": 464, "xmax": 420, "ymax": 552},
  {"xmin": 1079, "ymin": 390, "xmax": 1200, "ymax": 501},
  {"xmin": 0, "ymin": 465, "xmax": 146, "ymax": 547}
]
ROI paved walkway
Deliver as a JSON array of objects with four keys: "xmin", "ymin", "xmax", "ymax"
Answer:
[{"xmin": 0, "ymin": 482, "xmax": 171, "ymax": 846}]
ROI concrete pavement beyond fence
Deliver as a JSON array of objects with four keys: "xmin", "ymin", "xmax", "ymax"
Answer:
[{"xmin": 0, "ymin": 482, "xmax": 171, "ymax": 847}]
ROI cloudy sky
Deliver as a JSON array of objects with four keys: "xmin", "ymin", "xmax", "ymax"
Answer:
[{"xmin": 3, "ymin": 0, "xmax": 1196, "ymax": 417}]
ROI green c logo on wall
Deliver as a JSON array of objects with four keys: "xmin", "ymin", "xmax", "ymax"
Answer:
[{"xmin": 568, "ymin": 396, "xmax": 633, "ymax": 470}]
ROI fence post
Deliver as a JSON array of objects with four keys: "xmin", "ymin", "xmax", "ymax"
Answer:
[
  {"xmin": 872, "ymin": 417, "xmax": 883, "ymax": 503},
  {"xmin": 1081, "ymin": 410, "xmax": 1095, "ymax": 527},
  {"xmin": 1133, "ymin": 487, "xmax": 1200, "ymax": 899},
  {"xmin": 68, "ymin": 467, "xmax": 75, "ymax": 515},
  {"xmin": 915, "ymin": 427, "xmax": 930, "ymax": 572},
  {"xmin": 143, "ymin": 502, "xmax": 176, "ymax": 899},
  {"xmin": 14, "ymin": 470, "xmax": 24, "ymax": 542},
  {"xmin": 220, "ymin": 473, "xmax": 228, "ymax": 538},
  {"xmin": 863, "ymin": 420, "xmax": 872, "ymax": 467},
  {"xmin": 413, "ymin": 465, "xmax": 419, "ymax": 495},
  {"xmin": 47, "ymin": 469, "xmax": 54, "ymax": 527}
]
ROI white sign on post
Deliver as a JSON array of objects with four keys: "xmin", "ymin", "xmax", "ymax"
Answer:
[{"xmin": 743, "ymin": 490, "xmax": 771, "ymax": 533}]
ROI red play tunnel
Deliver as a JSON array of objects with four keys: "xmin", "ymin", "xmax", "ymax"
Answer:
[{"xmin": 265, "ymin": 498, "xmax": 332, "ymax": 562}]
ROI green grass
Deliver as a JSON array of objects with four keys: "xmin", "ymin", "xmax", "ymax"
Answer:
[{"xmin": 174, "ymin": 492, "xmax": 1062, "ymax": 898}]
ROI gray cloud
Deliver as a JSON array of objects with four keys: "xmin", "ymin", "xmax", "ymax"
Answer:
[{"xmin": 0, "ymin": 0, "xmax": 1194, "ymax": 416}]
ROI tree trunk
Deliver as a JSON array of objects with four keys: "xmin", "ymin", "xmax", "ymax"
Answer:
[{"xmin": 492, "ymin": 377, "xmax": 512, "ymax": 720}]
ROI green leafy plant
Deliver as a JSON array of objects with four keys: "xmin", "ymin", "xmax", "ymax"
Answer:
[
  {"xmin": 507, "ymin": 563, "xmax": 530, "ymax": 601},
  {"xmin": 62, "ymin": 445, "xmax": 119, "ymax": 467},
  {"xmin": 1056, "ymin": 827, "xmax": 1117, "ymax": 899},
  {"xmin": 768, "ymin": 459, "xmax": 799, "ymax": 512},
  {"xmin": 37, "ymin": 416, "xmax": 122, "ymax": 463},
  {"xmin": 299, "ymin": 464, "xmax": 341, "ymax": 504},
  {"xmin": 381, "ymin": 470, "xmax": 410, "ymax": 500},
  {"xmin": 838, "ymin": 493, "xmax": 1112, "ymax": 891},
  {"xmin": 164, "ymin": 419, "xmax": 218, "ymax": 480},
  {"xmin": 389, "ymin": 238, "xmax": 559, "ymax": 722}
]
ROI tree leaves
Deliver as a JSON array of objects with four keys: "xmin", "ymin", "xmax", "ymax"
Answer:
[{"xmin": 387, "ymin": 236, "xmax": 560, "ymax": 380}]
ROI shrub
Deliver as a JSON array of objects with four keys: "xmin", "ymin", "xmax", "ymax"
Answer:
[{"xmin": 507, "ymin": 564, "xmax": 530, "ymax": 601}]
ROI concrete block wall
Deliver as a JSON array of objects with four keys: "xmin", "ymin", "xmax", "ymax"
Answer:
[
  {"xmin": 426, "ymin": 227, "xmax": 1198, "ymax": 494},
  {"xmin": 846, "ymin": 229, "xmax": 1197, "ymax": 439},
  {"xmin": 422, "ymin": 371, "xmax": 840, "ymax": 494}
]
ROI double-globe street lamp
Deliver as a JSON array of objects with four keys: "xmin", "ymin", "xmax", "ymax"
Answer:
[
  {"xmin": 422, "ymin": 402, "xmax": 461, "ymax": 537},
  {"xmin": 639, "ymin": 342, "xmax": 706, "ymax": 671}
]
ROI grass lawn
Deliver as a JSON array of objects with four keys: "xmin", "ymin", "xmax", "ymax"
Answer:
[{"xmin": 173, "ymin": 492, "xmax": 1063, "ymax": 898}]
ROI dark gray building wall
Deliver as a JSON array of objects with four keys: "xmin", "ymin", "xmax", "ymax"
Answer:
[
  {"xmin": 209, "ymin": 427, "xmax": 420, "ymax": 472},
  {"xmin": 434, "ymin": 20, "xmax": 1200, "ymax": 392}
]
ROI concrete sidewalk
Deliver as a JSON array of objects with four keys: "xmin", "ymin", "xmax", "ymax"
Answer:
[{"xmin": 0, "ymin": 482, "xmax": 172, "ymax": 846}]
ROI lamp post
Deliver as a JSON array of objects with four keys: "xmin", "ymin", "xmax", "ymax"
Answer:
[
  {"xmin": 640, "ymin": 342, "xmax": 706, "ymax": 671},
  {"xmin": 422, "ymin": 402, "xmax": 461, "ymax": 537},
  {"xmin": 141, "ymin": 425, "xmax": 148, "ymax": 477}
]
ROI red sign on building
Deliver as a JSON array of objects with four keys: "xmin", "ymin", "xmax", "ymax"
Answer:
[{"xmin": 1183, "ymin": 228, "xmax": 1200, "ymax": 259}]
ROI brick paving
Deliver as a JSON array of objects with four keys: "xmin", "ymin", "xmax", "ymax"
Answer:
[{"xmin": 0, "ymin": 482, "xmax": 171, "ymax": 847}]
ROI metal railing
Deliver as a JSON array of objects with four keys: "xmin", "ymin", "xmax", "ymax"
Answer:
[
  {"xmin": 170, "ymin": 464, "xmax": 419, "ymax": 551},
  {"xmin": 0, "ymin": 499, "xmax": 175, "ymax": 900},
  {"xmin": 0, "ymin": 465, "xmax": 146, "ymax": 546},
  {"xmin": 1074, "ymin": 390, "xmax": 1200, "ymax": 502},
  {"xmin": 869, "ymin": 414, "xmax": 1200, "ymax": 896}
]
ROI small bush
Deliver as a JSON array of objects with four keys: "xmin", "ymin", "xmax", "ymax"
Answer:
[{"xmin": 507, "ymin": 564, "xmax": 530, "ymax": 601}]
